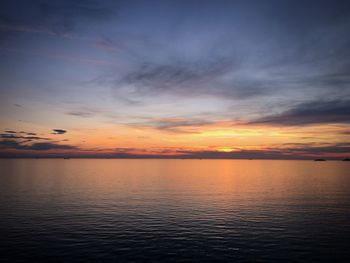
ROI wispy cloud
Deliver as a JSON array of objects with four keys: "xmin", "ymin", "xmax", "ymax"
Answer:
[
  {"xmin": 4, "ymin": 130, "xmax": 16, "ymax": 134},
  {"xmin": 52, "ymin": 129, "xmax": 67, "ymax": 135},
  {"xmin": 67, "ymin": 111, "xmax": 95, "ymax": 118},
  {"xmin": 0, "ymin": 134, "xmax": 49, "ymax": 140},
  {"xmin": 127, "ymin": 117, "xmax": 213, "ymax": 133},
  {"xmin": 1, "ymin": 130, "xmax": 46, "ymax": 141},
  {"xmin": 108, "ymin": 59, "xmax": 276, "ymax": 101},
  {"xmin": 249, "ymin": 100, "xmax": 350, "ymax": 126}
]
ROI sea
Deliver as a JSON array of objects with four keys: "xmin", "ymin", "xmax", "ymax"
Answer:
[{"xmin": 1, "ymin": 159, "xmax": 349, "ymax": 262}]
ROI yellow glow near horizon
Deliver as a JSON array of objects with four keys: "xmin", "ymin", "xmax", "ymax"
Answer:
[{"xmin": 217, "ymin": 147, "xmax": 235, "ymax": 152}]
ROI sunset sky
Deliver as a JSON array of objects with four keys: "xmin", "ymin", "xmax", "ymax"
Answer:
[{"xmin": 1, "ymin": 0, "xmax": 349, "ymax": 159}]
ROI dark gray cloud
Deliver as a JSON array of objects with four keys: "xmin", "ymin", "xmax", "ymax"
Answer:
[
  {"xmin": 0, "ymin": 139, "xmax": 77, "ymax": 151},
  {"xmin": 28, "ymin": 142, "xmax": 76, "ymax": 151},
  {"xmin": 5, "ymin": 130, "xmax": 37, "ymax": 134},
  {"xmin": 0, "ymin": 134, "xmax": 49, "ymax": 140},
  {"xmin": 176, "ymin": 143, "xmax": 350, "ymax": 159},
  {"xmin": 0, "ymin": 129, "xmax": 76, "ymax": 152},
  {"xmin": 52, "ymin": 129, "xmax": 67, "ymax": 134},
  {"xmin": 54, "ymin": 142, "xmax": 350, "ymax": 159},
  {"xmin": 4, "ymin": 130, "xmax": 16, "ymax": 133},
  {"xmin": 0, "ymin": 140, "xmax": 22, "ymax": 149},
  {"xmin": 282, "ymin": 144, "xmax": 350, "ymax": 155},
  {"xmin": 1, "ymin": 130, "xmax": 47, "ymax": 140},
  {"xmin": 4, "ymin": 130, "xmax": 37, "ymax": 135},
  {"xmin": 105, "ymin": 142, "xmax": 350, "ymax": 159},
  {"xmin": 250, "ymin": 100, "xmax": 350, "ymax": 126}
]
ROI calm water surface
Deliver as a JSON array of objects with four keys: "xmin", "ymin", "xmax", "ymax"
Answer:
[{"xmin": 0, "ymin": 159, "xmax": 349, "ymax": 262}]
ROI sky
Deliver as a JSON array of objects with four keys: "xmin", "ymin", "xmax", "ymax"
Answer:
[{"xmin": 0, "ymin": 0, "xmax": 349, "ymax": 159}]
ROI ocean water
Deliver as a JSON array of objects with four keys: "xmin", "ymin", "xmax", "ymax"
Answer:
[{"xmin": 0, "ymin": 159, "xmax": 349, "ymax": 262}]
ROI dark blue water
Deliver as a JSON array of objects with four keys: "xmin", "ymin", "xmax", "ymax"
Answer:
[{"xmin": 1, "ymin": 159, "xmax": 350, "ymax": 262}]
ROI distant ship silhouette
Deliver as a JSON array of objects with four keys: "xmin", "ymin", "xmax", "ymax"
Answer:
[{"xmin": 314, "ymin": 159, "xmax": 326, "ymax": 161}]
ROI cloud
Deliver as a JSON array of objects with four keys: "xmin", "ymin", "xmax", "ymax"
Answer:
[
  {"xmin": 101, "ymin": 143, "xmax": 350, "ymax": 159},
  {"xmin": 4, "ymin": 130, "xmax": 16, "ymax": 133},
  {"xmin": 175, "ymin": 143, "xmax": 350, "ymax": 159},
  {"xmin": 0, "ymin": 129, "xmax": 78, "ymax": 153},
  {"xmin": 115, "ymin": 147, "xmax": 137, "ymax": 153},
  {"xmin": 28, "ymin": 142, "xmax": 76, "ymax": 151},
  {"xmin": 2, "ymin": 130, "xmax": 40, "ymax": 141},
  {"xmin": 1, "ymin": 134, "xmax": 38, "ymax": 139},
  {"xmin": 67, "ymin": 111, "xmax": 95, "ymax": 118},
  {"xmin": 249, "ymin": 100, "xmax": 350, "ymax": 126},
  {"xmin": 111, "ymin": 60, "xmax": 275, "ymax": 101},
  {"xmin": 65, "ymin": 107, "xmax": 119, "ymax": 119},
  {"xmin": 1, "ymin": 140, "xmax": 349, "ymax": 159},
  {"xmin": 52, "ymin": 129, "xmax": 67, "ymax": 134},
  {"xmin": 0, "ymin": 133, "xmax": 48, "ymax": 140},
  {"xmin": 0, "ymin": 140, "xmax": 22, "ymax": 149},
  {"xmin": 283, "ymin": 143, "xmax": 350, "ymax": 155},
  {"xmin": 128, "ymin": 117, "xmax": 212, "ymax": 133},
  {"xmin": 4, "ymin": 130, "xmax": 37, "ymax": 135},
  {"xmin": 0, "ymin": 139, "xmax": 77, "ymax": 151},
  {"xmin": 85, "ymin": 0, "xmax": 350, "ymax": 107},
  {"xmin": 93, "ymin": 143, "xmax": 350, "ymax": 159}
]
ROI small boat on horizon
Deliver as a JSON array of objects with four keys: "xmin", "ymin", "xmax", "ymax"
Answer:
[
  {"xmin": 343, "ymin": 158, "xmax": 350, "ymax": 161},
  {"xmin": 314, "ymin": 159, "xmax": 326, "ymax": 161}
]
